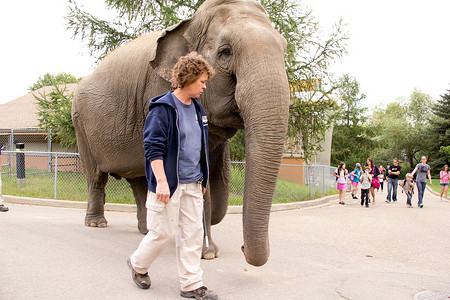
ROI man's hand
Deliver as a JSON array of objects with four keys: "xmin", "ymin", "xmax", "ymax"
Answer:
[
  {"xmin": 151, "ymin": 159, "xmax": 170, "ymax": 204},
  {"xmin": 156, "ymin": 179, "xmax": 170, "ymax": 204}
]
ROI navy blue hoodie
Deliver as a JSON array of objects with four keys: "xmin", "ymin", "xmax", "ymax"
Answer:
[{"xmin": 143, "ymin": 91, "xmax": 209, "ymax": 197}]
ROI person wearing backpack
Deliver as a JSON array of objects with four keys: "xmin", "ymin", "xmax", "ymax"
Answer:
[
  {"xmin": 399, "ymin": 173, "xmax": 414, "ymax": 207},
  {"xmin": 350, "ymin": 163, "xmax": 362, "ymax": 199},
  {"xmin": 360, "ymin": 166, "xmax": 372, "ymax": 208},
  {"xmin": 366, "ymin": 158, "xmax": 380, "ymax": 204}
]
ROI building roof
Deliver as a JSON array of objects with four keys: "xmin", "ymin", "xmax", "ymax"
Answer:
[{"xmin": 0, "ymin": 84, "xmax": 77, "ymax": 130}]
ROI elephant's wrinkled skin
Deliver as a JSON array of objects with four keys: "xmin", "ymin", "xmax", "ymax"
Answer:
[{"xmin": 72, "ymin": 0, "xmax": 289, "ymax": 266}]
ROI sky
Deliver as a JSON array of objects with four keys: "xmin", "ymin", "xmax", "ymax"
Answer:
[{"xmin": 1, "ymin": 0, "xmax": 449, "ymax": 109}]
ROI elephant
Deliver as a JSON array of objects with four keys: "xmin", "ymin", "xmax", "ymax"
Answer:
[{"xmin": 72, "ymin": 0, "xmax": 289, "ymax": 267}]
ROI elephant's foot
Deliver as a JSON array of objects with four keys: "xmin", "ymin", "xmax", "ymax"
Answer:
[
  {"xmin": 202, "ymin": 237, "xmax": 220, "ymax": 260},
  {"xmin": 138, "ymin": 221, "xmax": 149, "ymax": 235},
  {"xmin": 85, "ymin": 215, "xmax": 108, "ymax": 228}
]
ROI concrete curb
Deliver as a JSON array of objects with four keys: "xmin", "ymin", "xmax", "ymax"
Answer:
[
  {"xmin": 3, "ymin": 193, "xmax": 340, "ymax": 214},
  {"xmin": 426, "ymin": 185, "xmax": 442, "ymax": 197}
]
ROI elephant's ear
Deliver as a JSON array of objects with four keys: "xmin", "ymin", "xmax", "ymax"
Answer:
[{"xmin": 150, "ymin": 19, "xmax": 191, "ymax": 81}]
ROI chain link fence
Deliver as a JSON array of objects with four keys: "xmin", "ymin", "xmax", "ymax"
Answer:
[{"xmin": 1, "ymin": 150, "xmax": 337, "ymax": 205}]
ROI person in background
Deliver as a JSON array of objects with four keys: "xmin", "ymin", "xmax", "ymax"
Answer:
[
  {"xmin": 440, "ymin": 164, "xmax": 449, "ymax": 201},
  {"xmin": 334, "ymin": 162, "xmax": 348, "ymax": 205},
  {"xmin": 386, "ymin": 158, "xmax": 402, "ymax": 203},
  {"xmin": 366, "ymin": 158, "xmax": 380, "ymax": 204},
  {"xmin": 378, "ymin": 165, "xmax": 385, "ymax": 192},
  {"xmin": 0, "ymin": 143, "xmax": 9, "ymax": 212},
  {"xmin": 127, "ymin": 52, "xmax": 218, "ymax": 300},
  {"xmin": 350, "ymin": 163, "xmax": 362, "ymax": 199},
  {"xmin": 360, "ymin": 166, "xmax": 372, "ymax": 208},
  {"xmin": 399, "ymin": 173, "xmax": 414, "ymax": 207},
  {"xmin": 411, "ymin": 156, "xmax": 432, "ymax": 208}
]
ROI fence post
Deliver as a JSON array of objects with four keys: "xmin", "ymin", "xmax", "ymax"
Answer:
[
  {"xmin": 308, "ymin": 165, "xmax": 312, "ymax": 199},
  {"xmin": 322, "ymin": 166, "xmax": 326, "ymax": 196},
  {"xmin": 8, "ymin": 129, "xmax": 14, "ymax": 178},
  {"xmin": 47, "ymin": 130, "xmax": 52, "ymax": 172},
  {"xmin": 54, "ymin": 153, "xmax": 58, "ymax": 199},
  {"xmin": 16, "ymin": 143, "xmax": 25, "ymax": 186}
]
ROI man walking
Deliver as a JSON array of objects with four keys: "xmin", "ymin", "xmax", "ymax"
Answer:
[{"xmin": 386, "ymin": 158, "xmax": 402, "ymax": 203}]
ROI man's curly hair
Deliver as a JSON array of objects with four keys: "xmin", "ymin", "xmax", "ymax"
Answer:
[{"xmin": 170, "ymin": 52, "xmax": 214, "ymax": 89}]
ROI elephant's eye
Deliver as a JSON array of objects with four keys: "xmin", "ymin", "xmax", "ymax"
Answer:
[
  {"xmin": 217, "ymin": 45, "xmax": 233, "ymax": 70},
  {"xmin": 220, "ymin": 47, "xmax": 232, "ymax": 56}
]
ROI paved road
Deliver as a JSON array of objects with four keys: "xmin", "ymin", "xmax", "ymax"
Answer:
[{"xmin": 1, "ymin": 188, "xmax": 450, "ymax": 299}]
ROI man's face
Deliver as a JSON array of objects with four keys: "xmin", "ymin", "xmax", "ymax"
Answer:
[{"xmin": 393, "ymin": 159, "xmax": 398, "ymax": 166}]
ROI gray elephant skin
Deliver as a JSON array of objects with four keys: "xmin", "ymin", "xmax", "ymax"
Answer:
[{"xmin": 72, "ymin": 0, "xmax": 289, "ymax": 267}]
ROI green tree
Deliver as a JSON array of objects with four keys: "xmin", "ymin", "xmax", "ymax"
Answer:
[
  {"xmin": 370, "ymin": 89, "xmax": 433, "ymax": 169},
  {"xmin": 333, "ymin": 74, "xmax": 367, "ymax": 127},
  {"xmin": 33, "ymin": 84, "xmax": 77, "ymax": 147},
  {"xmin": 287, "ymin": 87, "xmax": 336, "ymax": 163},
  {"xmin": 229, "ymin": 129, "xmax": 246, "ymax": 161},
  {"xmin": 28, "ymin": 72, "xmax": 81, "ymax": 91},
  {"xmin": 428, "ymin": 89, "xmax": 450, "ymax": 170},
  {"xmin": 331, "ymin": 74, "xmax": 373, "ymax": 168}
]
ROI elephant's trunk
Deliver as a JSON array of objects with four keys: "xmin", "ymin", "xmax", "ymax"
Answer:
[{"xmin": 236, "ymin": 58, "xmax": 290, "ymax": 266}]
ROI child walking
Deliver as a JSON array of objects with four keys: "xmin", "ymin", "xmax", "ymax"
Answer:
[
  {"xmin": 334, "ymin": 162, "xmax": 348, "ymax": 205},
  {"xmin": 350, "ymin": 163, "xmax": 362, "ymax": 199},
  {"xmin": 360, "ymin": 166, "xmax": 372, "ymax": 207},
  {"xmin": 400, "ymin": 173, "xmax": 414, "ymax": 207}
]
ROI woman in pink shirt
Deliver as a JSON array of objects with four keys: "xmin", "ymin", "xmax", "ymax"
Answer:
[{"xmin": 440, "ymin": 164, "xmax": 449, "ymax": 201}]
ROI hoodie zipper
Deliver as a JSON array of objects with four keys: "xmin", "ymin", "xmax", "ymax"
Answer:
[{"xmin": 175, "ymin": 108, "xmax": 180, "ymax": 185}]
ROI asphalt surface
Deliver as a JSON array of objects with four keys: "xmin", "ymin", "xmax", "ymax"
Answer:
[{"xmin": 1, "ymin": 188, "xmax": 450, "ymax": 300}]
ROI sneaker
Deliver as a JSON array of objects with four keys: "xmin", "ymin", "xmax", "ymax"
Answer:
[
  {"xmin": 180, "ymin": 286, "xmax": 218, "ymax": 300},
  {"xmin": 419, "ymin": 204, "xmax": 423, "ymax": 208},
  {"xmin": 127, "ymin": 257, "xmax": 151, "ymax": 289},
  {"xmin": 0, "ymin": 204, "xmax": 9, "ymax": 212}
]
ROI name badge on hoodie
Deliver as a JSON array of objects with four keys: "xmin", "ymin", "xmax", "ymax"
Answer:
[{"xmin": 202, "ymin": 116, "xmax": 208, "ymax": 126}]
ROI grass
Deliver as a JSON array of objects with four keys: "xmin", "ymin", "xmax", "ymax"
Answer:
[
  {"xmin": 1, "ymin": 165, "xmax": 337, "ymax": 205},
  {"xmin": 429, "ymin": 178, "xmax": 447, "ymax": 195}
]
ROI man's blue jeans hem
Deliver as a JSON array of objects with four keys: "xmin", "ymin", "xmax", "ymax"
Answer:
[{"xmin": 386, "ymin": 178, "xmax": 399, "ymax": 202}]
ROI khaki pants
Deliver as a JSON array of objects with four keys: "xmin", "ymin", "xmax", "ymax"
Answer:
[{"xmin": 130, "ymin": 182, "xmax": 204, "ymax": 291}]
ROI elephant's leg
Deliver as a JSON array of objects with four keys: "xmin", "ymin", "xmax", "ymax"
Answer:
[
  {"xmin": 210, "ymin": 140, "xmax": 231, "ymax": 225},
  {"xmin": 202, "ymin": 140, "xmax": 231, "ymax": 259},
  {"xmin": 73, "ymin": 113, "xmax": 109, "ymax": 228},
  {"xmin": 127, "ymin": 177, "xmax": 148, "ymax": 234},
  {"xmin": 85, "ymin": 171, "xmax": 109, "ymax": 228}
]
